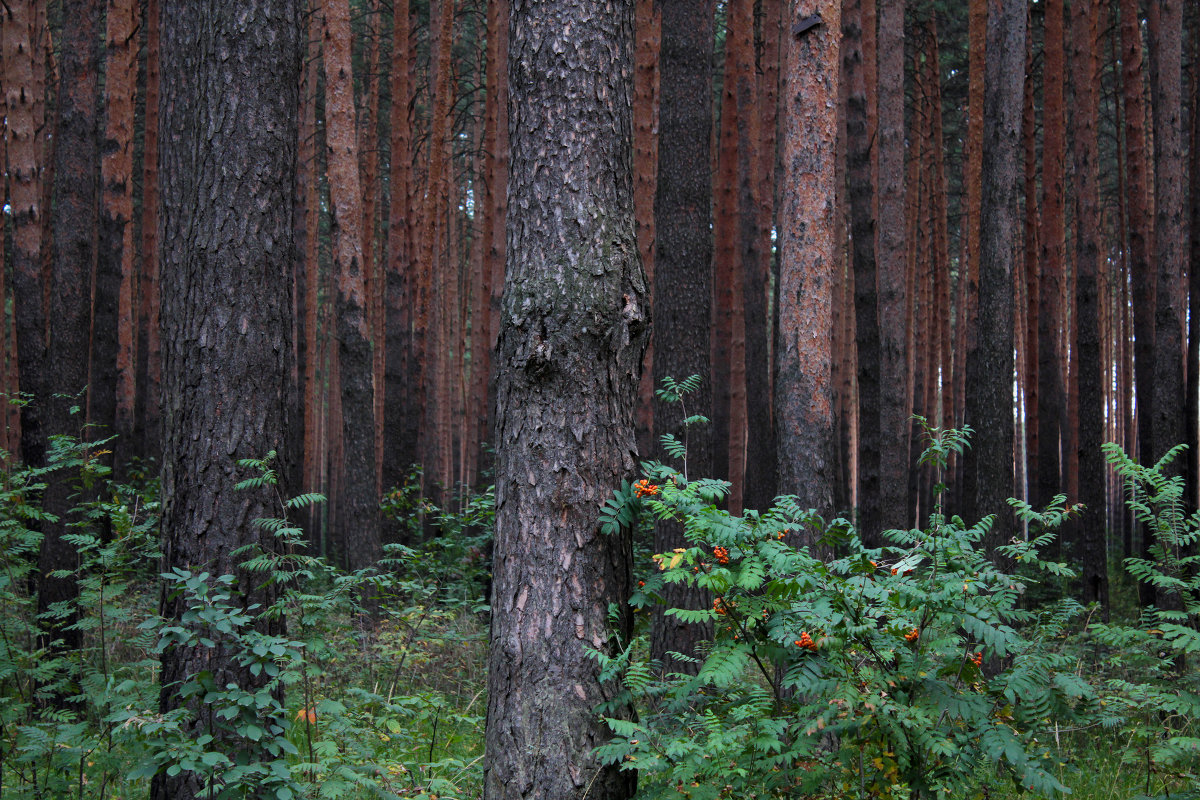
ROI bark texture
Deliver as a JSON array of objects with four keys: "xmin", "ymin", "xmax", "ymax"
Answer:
[
  {"xmin": 963, "ymin": 0, "xmax": 1023, "ymax": 552},
  {"xmin": 775, "ymin": 0, "xmax": 840, "ymax": 518},
  {"xmin": 484, "ymin": 1, "xmax": 646, "ymax": 797},
  {"xmin": 154, "ymin": 1, "xmax": 301, "ymax": 797},
  {"xmin": 651, "ymin": 0, "xmax": 715, "ymax": 671},
  {"xmin": 875, "ymin": 0, "xmax": 907, "ymax": 527},
  {"xmin": 324, "ymin": 0, "xmax": 381, "ymax": 570}
]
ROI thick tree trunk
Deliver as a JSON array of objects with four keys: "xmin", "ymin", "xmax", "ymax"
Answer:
[
  {"xmin": 963, "ymin": 0, "xmax": 1023, "ymax": 553},
  {"xmin": 775, "ymin": 0, "xmax": 840, "ymax": 519},
  {"xmin": 153, "ymin": 1, "xmax": 301, "ymax": 797},
  {"xmin": 650, "ymin": 0, "xmax": 716, "ymax": 671},
  {"xmin": 324, "ymin": 0, "xmax": 381, "ymax": 571},
  {"xmin": 1021, "ymin": 8, "xmax": 1039, "ymax": 512},
  {"xmin": 484, "ymin": 1, "xmax": 645, "ymax": 796}
]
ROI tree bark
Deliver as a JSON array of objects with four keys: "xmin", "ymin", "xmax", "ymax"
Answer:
[
  {"xmin": 1036, "ymin": 0, "xmax": 1065, "ymax": 510},
  {"xmin": 324, "ymin": 0, "xmax": 381, "ymax": 571},
  {"xmin": 153, "ymin": 0, "xmax": 301, "ymax": 796},
  {"xmin": 1067, "ymin": 0, "xmax": 1107, "ymax": 606},
  {"xmin": 484, "ymin": 0, "xmax": 645, "ymax": 796},
  {"xmin": 137, "ymin": 0, "xmax": 163, "ymax": 458},
  {"xmin": 963, "ymin": 0, "xmax": 1023, "ymax": 553},
  {"xmin": 775, "ymin": 0, "xmax": 840, "ymax": 519},
  {"xmin": 1148, "ymin": 0, "xmax": 1187, "ymax": 469},
  {"xmin": 844, "ymin": 0, "xmax": 881, "ymax": 541},
  {"xmin": 650, "ymin": 0, "xmax": 716, "ymax": 671},
  {"xmin": 633, "ymin": 0, "xmax": 660, "ymax": 460},
  {"xmin": 37, "ymin": 0, "xmax": 102, "ymax": 662},
  {"xmin": 98, "ymin": 0, "xmax": 139, "ymax": 470},
  {"xmin": 876, "ymin": 0, "xmax": 907, "ymax": 528}
]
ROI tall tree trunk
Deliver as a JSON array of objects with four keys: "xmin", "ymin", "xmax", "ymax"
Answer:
[
  {"xmin": 1188, "ymin": 0, "xmax": 1200, "ymax": 507},
  {"xmin": 38, "ymin": 0, "xmax": 102, "ymax": 664},
  {"xmin": 5, "ymin": 0, "xmax": 48, "ymax": 471},
  {"xmin": 844, "ymin": 0, "xmax": 881, "ymax": 541},
  {"xmin": 744, "ymin": 0, "xmax": 783, "ymax": 514},
  {"xmin": 715, "ymin": 0, "xmax": 755, "ymax": 513},
  {"xmin": 776, "ymin": 0, "xmax": 840, "ymax": 519},
  {"xmin": 876, "ymin": 0, "xmax": 907, "ymax": 527},
  {"xmin": 1068, "ymin": 0, "xmax": 1107, "ymax": 606},
  {"xmin": 651, "ymin": 0, "xmax": 715, "ymax": 672},
  {"xmin": 484, "ymin": 1, "xmax": 645, "ymax": 796},
  {"xmin": 324, "ymin": 0, "xmax": 381, "ymax": 571},
  {"xmin": 1021, "ymin": 5, "xmax": 1039, "ymax": 512},
  {"xmin": 1121, "ymin": 0, "xmax": 1155, "ymax": 472},
  {"xmin": 963, "ymin": 0, "xmax": 1023, "ymax": 553},
  {"xmin": 423, "ymin": 0, "xmax": 456, "ymax": 499},
  {"xmin": 633, "ymin": 0, "xmax": 660, "ymax": 459},
  {"xmin": 152, "ymin": 1, "xmax": 301, "ymax": 797},
  {"xmin": 98, "ymin": 0, "xmax": 139, "ymax": 470},
  {"xmin": 1148, "ymin": 0, "xmax": 1188, "ymax": 469},
  {"xmin": 137, "ymin": 0, "xmax": 162, "ymax": 457},
  {"xmin": 384, "ymin": 0, "xmax": 418, "ymax": 495},
  {"xmin": 1037, "ymin": 0, "xmax": 1066, "ymax": 510},
  {"xmin": 952, "ymin": 0, "xmax": 985, "ymax": 501}
]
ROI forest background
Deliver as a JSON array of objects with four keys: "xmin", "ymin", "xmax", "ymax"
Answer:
[{"xmin": 1, "ymin": 0, "xmax": 1199, "ymax": 797}]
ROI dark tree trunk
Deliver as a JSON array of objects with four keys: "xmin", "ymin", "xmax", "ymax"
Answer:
[
  {"xmin": 775, "ymin": 0, "xmax": 840, "ymax": 521},
  {"xmin": 153, "ymin": 0, "xmax": 301, "ymax": 797},
  {"xmin": 650, "ymin": 0, "xmax": 715, "ymax": 671},
  {"xmin": 844, "ymin": 0, "xmax": 881, "ymax": 543},
  {"xmin": 963, "ymin": 0, "xmax": 1023, "ymax": 554},
  {"xmin": 1068, "ymin": 0, "xmax": 1107, "ymax": 607},
  {"xmin": 1037, "ymin": 0, "xmax": 1065, "ymax": 511},
  {"xmin": 38, "ymin": 0, "xmax": 102, "ymax": 662},
  {"xmin": 324, "ymin": 0, "xmax": 381, "ymax": 571},
  {"xmin": 876, "ymin": 0, "xmax": 908, "ymax": 529},
  {"xmin": 484, "ymin": 1, "xmax": 646, "ymax": 797},
  {"xmin": 1148, "ymin": 0, "xmax": 1188, "ymax": 470}
]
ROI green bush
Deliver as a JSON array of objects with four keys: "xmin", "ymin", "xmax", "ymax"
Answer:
[{"xmin": 595, "ymin": 415, "xmax": 1097, "ymax": 800}]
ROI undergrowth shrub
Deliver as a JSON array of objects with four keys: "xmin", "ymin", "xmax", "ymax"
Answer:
[
  {"xmin": 0, "ymin": 417, "xmax": 490, "ymax": 799},
  {"xmin": 595, "ymin": 406, "xmax": 1098, "ymax": 800}
]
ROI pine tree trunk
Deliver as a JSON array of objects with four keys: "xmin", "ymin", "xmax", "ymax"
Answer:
[
  {"xmin": 776, "ymin": 0, "xmax": 840, "ymax": 519},
  {"xmin": 876, "ymin": 0, "xmax": 908, "ymax": 527},
  {"xmin": 98, "ymin": 0, "xmax": 139, "ymax": 471},
  {"xmin": 152, "ymin": 1, "xmax": 301, "ymax": 796},
  {"xmin": 651, "ymin": 0, "xmax": 715, "ymax": 672},
  {"xmin": 844, "ymin": 0, "xmax": 881, "ymax": 540},
  {"xmin": 1021, "ymin": 8, "xmax": 1039, "ymax": 512},
  {"xmin": 963, "ymin": 0, "xmax": 1023, "ymax": 553},
  {"xmin": 1036, "ymin": 0, "xmax": 1066, "ymax": 510},
  {"xmin": 1068, "ymin": 0, "xmax": 1107, "ymax": 606},
  {"xmin": 324, "ymin": 0, "xmax": 381, "ymax": 571},
  {"xmin": 744, "ymin": 0, "xmax": 782, "ymax": 514},
  {"xmin": 633, "ymin": 0, "xmax": 660, "ymax": 460},
  {"xmin": 1148, "ymin": 0, "xmax": 1187, "ymax": 468},
  {"xmin": 5, "ymin": 0, "xmax": 48, "ymax": 471},
  {"xmin": 38, "ymin": 0, "xmax": 102, "ymax": 663},
  {"xmin": 484, "ymin": 1, "xmax": 645, "ymax": 796},
  {"xmin": 137, "ymin": 0, "xmax": 162, "ymax": 458}
]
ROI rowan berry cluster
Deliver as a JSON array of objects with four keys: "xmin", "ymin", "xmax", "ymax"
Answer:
[
  {"xmin": 713, "ymin": 597, "xmax": 731, "ymax": 615},
  {"xmin": 794, "ymin": 632, "xmax": 818, "ymax": 651},
  {"xmin": 633, "ymin": 479, "xmax": 660, "ymax": 498},
  {"xmin": 904, "ymin": 628, "xmax": 920, "ymax": 643},
  {"xmin": 712, "ymin": 545, "xmax": 730, "ymax": 565},
  {"xmin": 967, "ymin": 651, "xmax": 983, "ymax": 666}
]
